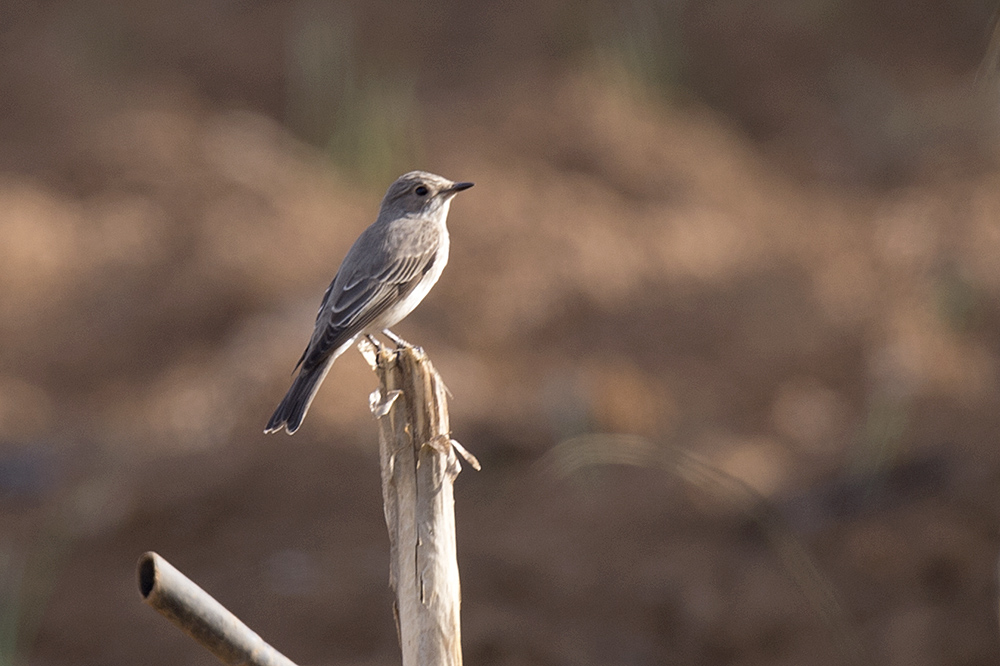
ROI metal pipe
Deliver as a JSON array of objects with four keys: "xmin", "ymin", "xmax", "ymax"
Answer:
[{"xmin": 137, "ymin": 551, "xmax": 298, "ymax": 666}]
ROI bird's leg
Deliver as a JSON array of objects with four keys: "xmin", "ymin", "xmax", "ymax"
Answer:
[
  {"xmin": 366, "ymin": 333, "xmax": 384, "ymax": 352},
  {"xmin": 382, "ymin": 329, "xmax": 411, "ymax": 349}
]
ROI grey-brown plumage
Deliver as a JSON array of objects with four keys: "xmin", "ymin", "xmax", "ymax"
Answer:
[{"xmin": 265, "ymin": 171, "xmax": 473, "ymax": 435}]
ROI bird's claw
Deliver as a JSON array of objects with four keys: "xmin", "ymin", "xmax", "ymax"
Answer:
[{"xmin": 366, "ymin": 334, "xmax": 384, "ymax": 352}]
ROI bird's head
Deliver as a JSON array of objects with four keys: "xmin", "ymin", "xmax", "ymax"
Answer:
[{"xmin": 380, "ymin": 171, "xmax": 474, "ymax": 218}]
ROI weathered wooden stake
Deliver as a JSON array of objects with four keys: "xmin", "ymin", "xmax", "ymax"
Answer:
[
  {"xmin": 364, "ymin": 341, "xmax": 478, "ymax": 666},
  {"xmin": 138, "ymin": 342, "xmax": 476, "ymax": 666}
]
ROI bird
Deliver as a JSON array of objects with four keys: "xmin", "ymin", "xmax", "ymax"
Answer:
[{"xmin": 265, "ymin": 171, "xmax": 473, "ymax": 435}]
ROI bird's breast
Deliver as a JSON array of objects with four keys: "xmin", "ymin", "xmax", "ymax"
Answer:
[{"xmin": 377, "ymin": 231, "xmax": 449, "ymax": 330}]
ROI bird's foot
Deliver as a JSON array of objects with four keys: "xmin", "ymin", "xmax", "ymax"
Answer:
[
  {"xmin": 366, "ymin": 333, "xmax": 385, "ymax": 352},
  {"xmin": 382, "ymin": 329, "xmax": 413, "ymax": 349}
]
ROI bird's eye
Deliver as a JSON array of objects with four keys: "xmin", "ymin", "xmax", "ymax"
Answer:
[{"xmin": 415, "ymin": 185, "xmax": 429, "ymax": 197}]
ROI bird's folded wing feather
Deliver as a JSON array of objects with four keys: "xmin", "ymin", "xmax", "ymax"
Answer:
[{"xmin": 293, "ymin": 246, "xmax": 437, "ymax": 372}]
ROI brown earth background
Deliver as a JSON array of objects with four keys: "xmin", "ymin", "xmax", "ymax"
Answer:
[{"xmin": 4, "ymin": 1, "xmax": 1000, "ymax": 664}]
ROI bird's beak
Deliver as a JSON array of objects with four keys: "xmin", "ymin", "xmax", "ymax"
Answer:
[{"xmin": 447, "ymin": 181, "xmax": 474, "ymax": 193}]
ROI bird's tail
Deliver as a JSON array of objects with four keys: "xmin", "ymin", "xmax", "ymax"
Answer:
[{"xmin": 264, "ymin": 357, "xmax": 336, "ymax": 435}]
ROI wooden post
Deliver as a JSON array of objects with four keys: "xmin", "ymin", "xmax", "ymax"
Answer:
[
  {"xmin": 137, "ymin": 342, "xmax": 476, "ymax": 666},
  {"xmin": 364, "ymin": 342, "xmax": 477, "ymax": 666}
]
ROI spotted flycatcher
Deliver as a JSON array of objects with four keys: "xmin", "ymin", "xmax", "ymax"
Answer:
[{"xmin": 265, "ymin": 171, "xmax": 473, "ymax": 434}]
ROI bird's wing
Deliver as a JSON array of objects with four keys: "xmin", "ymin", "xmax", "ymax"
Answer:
[{"xmin": 293, "ymin": 245, "xmax": 438, "ymax": 372}]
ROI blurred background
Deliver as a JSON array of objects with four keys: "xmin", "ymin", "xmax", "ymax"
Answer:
[{"xmin": 3, "ymin": 0, "xmax": 1000, "ymax": 663}]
